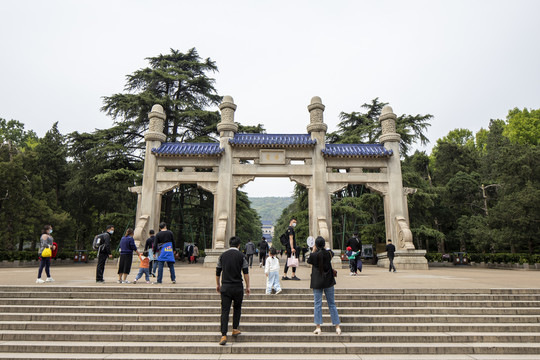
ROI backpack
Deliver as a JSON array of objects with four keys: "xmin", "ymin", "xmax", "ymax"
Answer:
[
  {"xmin": 280, "ymin": 233, "xmax": 288, "ymax": 247},
  {"xmin": 92, "ymin": 233, "xmax": 105, "ymax": 250}
]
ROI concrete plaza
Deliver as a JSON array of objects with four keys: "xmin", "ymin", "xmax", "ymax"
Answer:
[{"xmin": 2, "ymin": 260, "xmax": 539, "ymax": 289}]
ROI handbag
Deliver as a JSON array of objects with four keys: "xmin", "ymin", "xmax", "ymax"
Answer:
[
  {"xmin": 41, "ymin": 248, "xmax": 52, "ymax": 258},
  {"xmin": 287, "ymin": 256, "xmax": 298, "ymax": 267}
]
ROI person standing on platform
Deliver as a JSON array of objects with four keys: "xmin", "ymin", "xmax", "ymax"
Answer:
[
  {"xmin": 96, "ymin": 225, "xmax": 114, "ymax": 283},
  {"xmin": 245, "ymin": 240, "xmax": 256, "ymax": 268},
  {"xmin": 282, "ymin": 218, "xmax": 300, "ymax": 281},
  {"xmin": 258, "ymin": 236, "xmax": 269, "ymax": 267},
  {"xmin": 144, "ymin": 230, "xmax": 156, "ymax": 276},
  {"xmin": 117, "ymin": 228, "xmax": 139, "ymax": 284},
  {"xmin": 386, "ymin": 239, "xmax": 396, "ymax": 272},
  {"xmin": 216, "ymin": 236, "xmax": 250, "ymax": 346},
  {"xmin": 154, "ymin": 222, "xmax": 176, "ymax": 284}
]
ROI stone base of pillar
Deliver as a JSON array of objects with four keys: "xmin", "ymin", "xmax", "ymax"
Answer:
[
  {"xmin": 376, "ymin": 250, "xmax": 428, "ymax": 270},
  {"xmin": 331, "ymin": 250, "xmax": 343, "ymax": 268},
  {"xmin": 202, "ymin": 249, "xmax": 227, "ymax": 268}
]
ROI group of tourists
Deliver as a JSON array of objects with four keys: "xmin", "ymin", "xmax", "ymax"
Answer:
[{"xmin": 36, "ymin": 217, "xmax": 398, "ymax": 346}]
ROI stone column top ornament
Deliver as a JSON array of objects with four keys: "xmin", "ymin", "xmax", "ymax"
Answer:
[
  {"xmin": 379, "ymin": 105, "xmax": 400, "ymax": 143},
  {"xmin": 307, "ymin": 96, "xmax": 327, "ymax": 134},
  {"xmin": 145, "ymin": 104, "xmax": 167, "ymax": 142},
  {"xmin": 217, "ymin": 95, "xmax": 238, "ymax": 134}
]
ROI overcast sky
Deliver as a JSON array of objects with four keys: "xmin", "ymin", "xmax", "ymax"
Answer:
[{"xmin": 1, "ymin": 0, "xmax": 539, "ymax": 197}]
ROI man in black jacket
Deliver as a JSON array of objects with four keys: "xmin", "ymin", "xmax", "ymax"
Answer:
[
  {"xmin": 96, "ymin": 225, "xmax": 114, "ymax": 283},
  {"xmin": 282, "ymin": 218, "xmax": 300, "ymax": 281},
  {"xmin": 257, "ymin": 237, "xmax": 269, "ymax": 267},
  {"xmin": 216, "ymin": 236, "xmax": 250, "ymax": 346},
  {"xmin": 386, "ymin": 239, "xmax": 396, "ymax": 272}
]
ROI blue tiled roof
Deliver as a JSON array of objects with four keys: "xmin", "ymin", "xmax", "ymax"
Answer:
[
  {"xmin": 229, "ymin": 134, "xmax": 316, "ymax": 147},
  {"xmin": 152, "ymin": 143, "xmax": 224, "ymax": 157},
  {"xmin": 322, "ymin": 144, "xmax": 393, "ymax": 157}
]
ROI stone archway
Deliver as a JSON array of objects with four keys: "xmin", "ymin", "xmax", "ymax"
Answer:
[{"xmin": 131, "ymin": 97, "xmax": 427, "ymax": 270}]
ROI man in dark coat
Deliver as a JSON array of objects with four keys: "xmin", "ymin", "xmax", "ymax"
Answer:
[
  {"xmin": 257, "ymin": 237, "xmax": 269, "ymax": 267},
  {"xmin": 386, "ymin": 239, "xmax": 396, "ymax": 272},
  {"xmin": 96, "ymin": 225, "xmax": 114, "ymax": 283},
  {"xmin": 216, "ymin": 236, "xmax": 250, "ymax": 345}
]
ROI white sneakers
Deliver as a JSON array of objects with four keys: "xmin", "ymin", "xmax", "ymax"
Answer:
[{"xmin": 36, "ymin": 278, "xmax": 54, "ymax": 283}]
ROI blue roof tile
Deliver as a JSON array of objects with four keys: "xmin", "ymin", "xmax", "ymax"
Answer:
[
  {"xmin": 229, "ymin": 134, "xmax": 316, "ymax": 147},
  {"xmin": 152, "ymin": 143, "xmax": 224, "ymax": 157},
  {"xmin": 322, "ymin": 144, "xmax": 393, "ymax": 157}
]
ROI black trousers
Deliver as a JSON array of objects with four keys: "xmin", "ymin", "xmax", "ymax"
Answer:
[
  {"xmin": 246, "ymin": 254, "xmax": 254, "ymax": 267},
  {"xmin": 220, "ymin": 287, "xmax": 244, "ymax": 336},
  {"xmin": 284, "ymin": 246, "xmax": 299, "ymax": 274},
  {"xmin": 389, "ymin": 256, "xmax": 396, "ymax": 272},
  {"xmin": 259, "ymin": 252, "xmax": 267, "ymax": 266},
  {"xmin": 96, "ymin": 252, "xmax": 108, "ymax": 281}
]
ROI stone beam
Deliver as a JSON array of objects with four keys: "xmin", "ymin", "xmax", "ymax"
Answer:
[{"xmin": 232, "ymin": 164, "xmax": 312, "ymax": 177}]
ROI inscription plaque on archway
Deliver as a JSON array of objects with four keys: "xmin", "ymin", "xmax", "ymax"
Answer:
[{"xmin": 130, "ymin": 96, "xmax": 428, "ymax": 270}]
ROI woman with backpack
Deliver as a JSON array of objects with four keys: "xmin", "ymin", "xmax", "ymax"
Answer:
[
  {"xmin": 36, "ymin": 225, "xmax": 55, "ymax": 283},
  {"xmin": 307, "ymin": 236, "xmax": 341, "ymax": 335}
]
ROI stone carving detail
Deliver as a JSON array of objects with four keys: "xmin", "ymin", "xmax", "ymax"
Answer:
[
  {"xmin": 234, "ymin": 176, "xmax": 255, "ymax": 188},
  {"xmin": 396, "ymin": 215, "xmax": 415, "ymax": 250},
  {"xmin": 157, "ymin": 181, "xmax": 180, "ymax": 194},
  {"xmin": 133, "ymin": 215, "xmax": 149, "ymax": 248},
  {"xmin": 381, "ymin": 119, "xmax": 395, "ymax": 134},
  {"xmin": 197, "ymin": 181, "xmax": 218, "ymax": 194},
  {"xmin": 327, "ymin": 182, "xmax": 347, "ymax": 195},
  {"xmin": 215, "ymin": 213, "xmax": 228, "ymax": 249},
  {"xmin": 403, "ymin": 187, "xmax": 417, "ymax": 196},
  {"xmin": 289, "ymin": 175, "xmax": 312, "ymax": 187},
  {"xmin": 149, "ymin": 118, "xmax": 165, "ymax": 133},
  {"xmin": 365, "ymin": 182, "xmax": 388, "ymax": 195},
  {"xmin": 317, "ymin": 216, "xmax": 330, "ymax": 248}
]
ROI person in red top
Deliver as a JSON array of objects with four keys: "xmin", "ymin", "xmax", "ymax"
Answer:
[{"xmin": 133, "ymin": 251, "xmax": 151, "ymax": 284}]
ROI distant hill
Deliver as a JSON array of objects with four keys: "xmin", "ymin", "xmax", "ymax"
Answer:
[{"xmin": 249, "ymin": 197, "xmax": 294, "ymax": 223}]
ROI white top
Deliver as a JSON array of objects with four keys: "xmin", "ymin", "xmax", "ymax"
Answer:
[{"xmin": 265, "ymin": 256, "xmax": 280, "ymax": 274}]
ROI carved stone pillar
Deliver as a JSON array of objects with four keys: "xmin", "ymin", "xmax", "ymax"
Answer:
[
  {"xmin": 204, "ymin": 96, "xmax": 237, "ymax": 268},
  {"xmin": 377, "ymin": 106, "xmax": 427, "ymax": 270},
  {"xmin": 133, "ymin": 105, "xmax": 166, "ymax": 248}
]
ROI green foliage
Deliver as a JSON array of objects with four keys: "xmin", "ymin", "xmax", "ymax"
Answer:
[
  {"xmin": 235, "ymin": 190, "xmax": 262, "ymax": 247},
  {"xmin": 328, "ymin": 98, "xmax": 432, "ymax": 156},
  {"xmin": 503, "ymin": 107, "xmax": 540, "ymax": 146},
  {"xmin": 249, "ymin": 197, "xmax": 293, "ymax": 223}
]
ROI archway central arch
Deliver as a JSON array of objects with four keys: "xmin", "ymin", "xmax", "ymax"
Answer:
[{"xmin": 131, "ymin": 97, "xmax": 427, "ymax": 269}]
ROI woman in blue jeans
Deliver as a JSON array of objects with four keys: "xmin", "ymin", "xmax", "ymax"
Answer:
[{"xmin": 307, "ymin": 236, "xmax": 341, "ymax": 335}]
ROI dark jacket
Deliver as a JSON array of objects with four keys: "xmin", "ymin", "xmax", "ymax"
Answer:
[
  {"xmin": 307, "ymin": 248, "xmax": 336, "ymax": 289},
  {"xmin": 245, "ymin": 241, "xmax": 256, "ymax": 255},
  {"xmin": 216, "ymin": 248, "xmax": 249, "ymax": 291},
  {"xmin": 386, "ymin": 243, "xmax": 396, "ymax": 259},
  {"xmin": 99, "ymin": 232, "xmax": 112, "ymax": 256},
  {"xmin": 258, "ymin": 240, "xmax": 269, "ymax": 253},
  {"xmin": 144, "ymin": 236, "xmax": 155, "ymax": 251},
  {"xmin": 119, "ymin": 236, "xmax": 137, "ymax": 255},
  {"xmin": 346, "ymin": 236, "xmax": 362, "ymax": 252}
]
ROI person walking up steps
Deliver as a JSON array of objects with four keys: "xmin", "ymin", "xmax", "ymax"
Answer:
[
  {"xmin": 216, "ymin": 236, "xmax": 250, "ymax": 346},
  {"xmin": 265, "ymin": 247, "xmax": 281, "ymax": 295},
  {"xmin": 307, "ymin": 236, "xmax": 341, "ymax": 335}
]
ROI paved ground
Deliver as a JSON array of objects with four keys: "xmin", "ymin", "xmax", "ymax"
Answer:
[{"xmin": 2, "ymin": 260, "xmax": 539, "ymax": 289}]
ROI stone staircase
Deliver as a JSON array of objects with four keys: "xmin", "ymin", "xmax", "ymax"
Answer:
[{"xmin": 0, "ymin": 286, "xmax": 539, "ymax": 359}]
